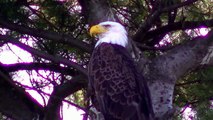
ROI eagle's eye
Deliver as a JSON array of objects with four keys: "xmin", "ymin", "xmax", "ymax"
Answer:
[{"xmin": 102, "ymin": 24, "xmax": 111, "ymax": 28}]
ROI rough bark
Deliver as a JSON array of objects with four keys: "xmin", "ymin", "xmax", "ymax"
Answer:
[
  {"xmin": 78, "ymin": 0, "xmax": 118, "ymax": 25},
  {"xmin": 142, "ymin": 30, "xmax": 213, "ymax": 118}
]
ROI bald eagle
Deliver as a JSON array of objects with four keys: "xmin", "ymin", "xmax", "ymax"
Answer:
[{"xmin": 88, "ymin": 21, "xmax": 153, "ymax": 120}]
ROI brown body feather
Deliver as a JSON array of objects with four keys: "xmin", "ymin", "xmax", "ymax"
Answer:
[{"xmin": 88, "ymin": 43, "xmax": 153, "ymax": 120}]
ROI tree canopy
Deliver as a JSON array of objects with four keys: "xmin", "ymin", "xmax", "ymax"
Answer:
[{"xmin": 0, "ymin": 0, "xmax": 212, "ymax": 120}]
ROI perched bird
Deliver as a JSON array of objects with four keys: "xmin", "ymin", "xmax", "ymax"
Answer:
[{"xmin": 88, "ymin": 21, "xmax": 153, "ymax": 120}]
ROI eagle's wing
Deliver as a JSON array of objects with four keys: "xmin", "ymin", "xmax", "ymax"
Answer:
[{"xmin": 88, "ymin": 43, "xmax": 153, "ymax": 120}]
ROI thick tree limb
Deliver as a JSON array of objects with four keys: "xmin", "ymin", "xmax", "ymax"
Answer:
[
  {"xmin": 144, "ymin": 30, "xmax": 213, "ymax": 118},
  {"xmin": 0, "ymin": 18, "xmax": 91, "ymax": 52},
  {"xmin": 159, "ymin": 30, "xmax": 213, "ymax": 82},
  {"xmin": 0, "ymin": 35, "xmax": 87, "ymax": 75},
  {"xmin": 44, "ymin": 88, "xmax": 62, "ymax": 120}
]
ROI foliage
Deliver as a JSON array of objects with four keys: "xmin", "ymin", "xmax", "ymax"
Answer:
[{"xmin": 175, "ymin": 66, "xmax": 213, "ymax": 119}]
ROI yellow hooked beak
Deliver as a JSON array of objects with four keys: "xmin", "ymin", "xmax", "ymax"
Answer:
[{"xmin": 89, "ymin": 25, "xmax": 107, "ymax": 37}]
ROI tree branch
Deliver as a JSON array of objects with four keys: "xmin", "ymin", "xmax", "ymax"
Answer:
[
  {"xmin": 175, "ymin": 80, "xmax": 201, "ymax": 86},
  {"xmin": 1, "ymin": 62, "xmax": 78, "ymax": 76},
  {"xmin": 0, "ymin": 66, "xmax": 44, "ymax": 120},
  {"xmin": 45, "ymin": 75, "xmax": 86, "ymax": 120},
  {"xmin": 54, "ymin": 75, "xmax": 87, "ymax": 99},
  {"xmin": 0, "ymin": 35, "xmax": 87, "ymax": 75},
  {"xmin": 0, "ymin": 18, "xmax": 91, "ymax": 52},
  {"xmin": 133, "ymin": 0, "xmax": 198, "ymax": 43},
  {"xmin": 161, "ymin": 0, "xmax": 198, "ymax": 12},
  {"xmin": 144, "ymin": 19, "xmax": 213, "ymax": 44}
]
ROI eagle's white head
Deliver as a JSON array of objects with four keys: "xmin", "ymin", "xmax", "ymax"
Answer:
[{"xmin": 89, "ymin": 21, "xmax": 128, "ymax": 48}]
